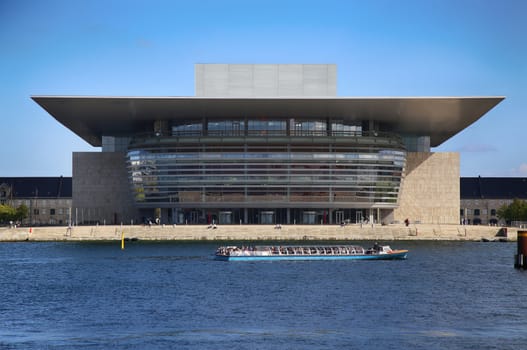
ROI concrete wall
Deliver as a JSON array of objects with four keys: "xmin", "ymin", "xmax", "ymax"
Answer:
[
  {"xmin": 394, "ymin": 152, "xmax": 460, "ymax": 224},
  {"xmin": 73, "ymin": 152, "xmax": 139, "ymax": 225},
  {"xmin": 195, "ymin": 64, "xmax": 337, "ymax": 97},
  {"xmin": 0, "ymin": 223, "xmax": 513, "ymax": 242}
]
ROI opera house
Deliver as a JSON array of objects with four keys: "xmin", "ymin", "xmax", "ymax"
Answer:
[{"xmin": 32, "ymin": 64, "xmax": 503, "ymax": 225}]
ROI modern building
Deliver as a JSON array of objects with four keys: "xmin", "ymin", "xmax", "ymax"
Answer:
[
  {"xmin": 461, "ymin": 177, "xmax": 527, "ymax": 225},
  {"xmin": 32, "ymin": 64, "xmax": 503, "ymax": 225},
  {"xmin": 0, "ymin": 177, "xmax": 72, "ymax": 226}
]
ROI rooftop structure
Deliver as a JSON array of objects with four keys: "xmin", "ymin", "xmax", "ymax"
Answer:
[
  {"xmin": 0, "ymin": 177, "xmax": 72, "ymax": 200},
  {"xmin": 461, "ymin": 177, "xmax": 527, "ymax": 199},
  {"xmin": 32, "ymin": 96, "xmax": 502, "ymax": 148}
]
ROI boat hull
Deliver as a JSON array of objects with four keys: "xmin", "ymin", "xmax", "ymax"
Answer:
[{"xmin": 215, "ymin": 250, "xmax": 408, "ymax": 262}]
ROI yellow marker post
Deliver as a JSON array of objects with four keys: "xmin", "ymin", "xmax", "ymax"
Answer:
[{"xmin": 121, "ymin": 231, "xmax": 125, "ymax": 250}]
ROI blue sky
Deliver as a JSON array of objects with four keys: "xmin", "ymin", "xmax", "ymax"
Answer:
[{"xmin": 0, "ymin": 0, "xmax": 525, "ymax": 177}]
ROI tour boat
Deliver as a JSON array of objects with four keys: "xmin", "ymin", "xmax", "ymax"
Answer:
[{"xmin": 214, "ymin": 244, "xmax": 408, "ymax": 261}]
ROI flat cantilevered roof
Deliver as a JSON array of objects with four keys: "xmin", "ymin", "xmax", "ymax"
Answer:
[{"xmin": 32, "ymin": 96, "xmax": 504, "ymax": 147}]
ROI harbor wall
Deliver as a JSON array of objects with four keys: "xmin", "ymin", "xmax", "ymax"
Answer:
[{"xmin": 0, "ymin": 224, "xmax": 515, "ymax": 242}]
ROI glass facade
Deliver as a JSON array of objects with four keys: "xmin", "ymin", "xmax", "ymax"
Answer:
[{"xmin": 127, "ymin": 117, "xmax": 406, "ymax": 224}]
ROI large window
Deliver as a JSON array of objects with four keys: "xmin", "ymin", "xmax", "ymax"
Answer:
[
  {"xmin": 170, "ymin": 118, "xmax": 371, "ymax": 137},
  {"xmin": 248, "ymin": 120, "xmax": 286, "ymax": 136},
  {"xmin": 331, "ymin": 121, "xmax": 361, "ymax": 136},
  {"xmin": 207, "ymin": 120, "xmax": 244, "ymax": 136},
  {"xmin": 129, "ymin": 117, "xmax": 406, "ymax": 209},
  {"xmin": 292, "ymin": 120, "xmax": 327, "ymax": 136},
  {"xmin": 172, "ymin": 122, "xmax": 202, "ymax": 136}
]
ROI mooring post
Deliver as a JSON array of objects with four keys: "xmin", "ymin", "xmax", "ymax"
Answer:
[{"xmin": 514, "ymin": 230, "xmax": 527, "ymax": 269}]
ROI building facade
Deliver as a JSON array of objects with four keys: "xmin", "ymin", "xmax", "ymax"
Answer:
[
  {"xmin": 0, "ymin": 177, "xmax": 72, "ymax": 226},
  {"xmin": 33, "ymin": 64, "xmax": 503, "ymax": 225},
  {"xmin": 461, "ymin": 177, "xmax": 527, "ymax": 225}
]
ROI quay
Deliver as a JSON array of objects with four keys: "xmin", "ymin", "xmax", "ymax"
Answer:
[{"xmin": 0, "ymin": 224, "xmax": 517, "ymax": 242}]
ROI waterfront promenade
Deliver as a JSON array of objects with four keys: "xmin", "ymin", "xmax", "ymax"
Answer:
[{"xmin": 0, "ymin": 223, "xmax": 516, "ymax": 242}]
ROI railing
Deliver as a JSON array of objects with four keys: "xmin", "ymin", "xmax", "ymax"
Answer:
[{"xmin": 130, "ymin": 130, "xmax": 401, "ymax": 140}]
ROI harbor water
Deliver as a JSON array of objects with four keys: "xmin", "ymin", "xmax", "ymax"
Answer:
[{"xmin": 1, "ymin": 240, "xmax": 526, "ymax": 349}]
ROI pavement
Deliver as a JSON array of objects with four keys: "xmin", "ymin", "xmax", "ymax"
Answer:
[{"xmin": 0, "ymin": 223, "xmax": 518, "ymax": 242}]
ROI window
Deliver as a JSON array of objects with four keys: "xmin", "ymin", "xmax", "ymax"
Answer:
[
  {"xmin": 248, "ymin": 120, "xmax": 286, "ymax": 135},
  {"xmin": 50, "ymin": 209, "xmax": 56, "ymax": 215},
  {"xmin": 474, "ymin": 209, "xmax": 480, "ymax": 216},
  {"xmin": 331, "ymin": 120, "xmax": 361, "ymax": 136},
  {"xmin": 33, "ymin": 209, "xmax": 39, "ymax": 215},
  {"xmin": 292, "ymin": 120, "xmax": 327, "ymax": 136},
  {"xmin": 491, "ymin": 209, "xmax": 496, "ymax": 216},
  {"xmin": 460, "ymin": 209, "xmax": 464, "ymax": 216},
  {"xmin": 172, "ymin": 122, "xmax": 202, "ymax": 136},
  {"xmin": 207, "ymin": 120, "xmax": 245, "ymax": 136}
]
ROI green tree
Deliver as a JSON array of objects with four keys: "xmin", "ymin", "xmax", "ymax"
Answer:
[
  {"xmin": 0, "ymin": 204, "xmax": 16, "ymax": 224},
  {"xmin": 15, "ymin": 204, "xmax": 29, "ymax": 222},
  {"xmin": 497, "ymin": 199, "xmax": 527, "ymax": 224}
]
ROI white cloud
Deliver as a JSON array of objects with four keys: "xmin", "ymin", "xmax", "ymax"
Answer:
[
  {"xmin": 502, "ymin": 163, "xmax": 527, "ymax": 177},
  {"xmin": 518, "ymin": 163, "xmax": 527, "ymax": 176}
]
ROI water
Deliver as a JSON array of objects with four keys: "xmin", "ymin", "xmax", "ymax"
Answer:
[{"xmin": 0, "ymin": 240, "xmax": 526, "ymax": 349}]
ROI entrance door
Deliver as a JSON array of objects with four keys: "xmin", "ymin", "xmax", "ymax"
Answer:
[
  {"xmin": 260, "ymin": 211, "xmax": 274, "ymax": 224},
  {"xmin": 303, "ymin": 211, "xmax": 316, "ymax": 224},
  {"xmin": 219, "ymin": 211, "xmax": 232, "ymax": 224}
]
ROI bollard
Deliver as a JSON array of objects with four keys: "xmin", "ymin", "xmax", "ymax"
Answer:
[{"xmin": 514, "ymin": 230, "xmax": 527, "ymax": 269}]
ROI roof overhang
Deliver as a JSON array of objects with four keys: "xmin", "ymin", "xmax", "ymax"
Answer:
[{"xmin": 32, "ymin": 96, "xmax": 504, "ymax": 147}]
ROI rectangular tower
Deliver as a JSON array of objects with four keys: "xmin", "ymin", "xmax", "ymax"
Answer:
[{"xmin": 195, "ymin": 64, "xmax": 337, "ymax": 97}]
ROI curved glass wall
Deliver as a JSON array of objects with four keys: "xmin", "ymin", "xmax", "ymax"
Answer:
[{"xmin": 127, "ymin": 118, "xmax": 406, "ymax": 220}]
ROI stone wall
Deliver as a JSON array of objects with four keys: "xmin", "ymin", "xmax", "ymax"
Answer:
[
  {"xmin": 394, "ymin": 152, "xmax": 460, "ymax": 224},
  {"xmin": 73, "ymin": 152, "xmax": 139, "ymax": 224}
]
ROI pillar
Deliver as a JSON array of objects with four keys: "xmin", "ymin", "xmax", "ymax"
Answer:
[{"xmin": 514, "ymin": 230, "xmax": 527, "ymax": 269}]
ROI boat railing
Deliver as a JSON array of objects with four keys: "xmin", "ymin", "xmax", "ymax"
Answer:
[{"xmin": 216, "ymin": 245, "xmax": 368, "ymax": 256}]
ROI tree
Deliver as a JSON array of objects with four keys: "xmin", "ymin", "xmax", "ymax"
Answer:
[
  {"xmin": 0, "ymin": 204, "xmax": 16, "ymax": 224},
  {"xmin": 497, "ymin": 199, "xmax": 527, "ymax": 224},
  {"xmin": 0, "ymin": 204, "xmax": 28, "ymax": 224},
  {"xmin": 15, "ymin": 204, "xmax": 29, "ymax": 222}
]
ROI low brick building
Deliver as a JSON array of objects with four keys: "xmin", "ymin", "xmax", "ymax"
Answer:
[
  {"xmin": 0, "ymin": 177, "xmax": 72, "ymax": 226},
  {"xmin": 460, "ymin": 177, "xmax": 527, "ymax": 225}
]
